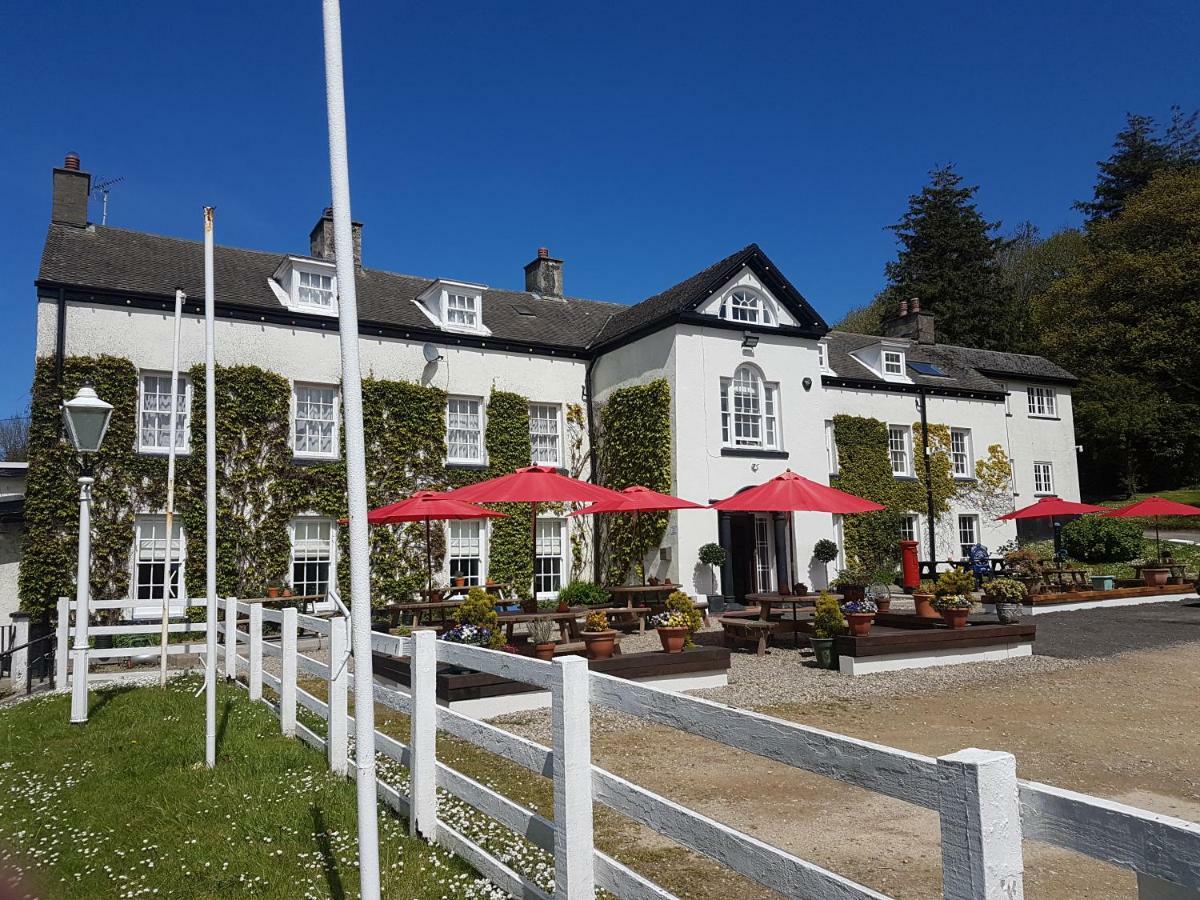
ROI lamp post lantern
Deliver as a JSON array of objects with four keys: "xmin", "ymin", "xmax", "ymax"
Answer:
[{"xmin": 62, "ymin": 384, "xmax": 113, "ymax": 724}]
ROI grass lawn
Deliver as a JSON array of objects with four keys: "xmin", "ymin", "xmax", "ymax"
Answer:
[{"xmin": 0, "ymin": 679, "xmax": 502, "ymax": 899}]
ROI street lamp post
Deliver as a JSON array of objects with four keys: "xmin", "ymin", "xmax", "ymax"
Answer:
[{"xmin": 62, "ymin": 384, "xmax": 113, "ymax": 725}]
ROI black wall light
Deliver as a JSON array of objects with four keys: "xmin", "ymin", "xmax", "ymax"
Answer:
[{"xmin": 802, "ymin": 377, "xmax": 812, "ymax": 391}]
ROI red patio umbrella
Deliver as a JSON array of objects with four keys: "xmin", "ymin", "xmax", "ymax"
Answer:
[
  {"xmin": 569, "ymin": 485, "xmax": 708, "ymax": 584},
  {"xmin": 1101, "ymin": 497, "xmax": 1200, "ymax": 562},
  {"xmin": 711, "ymin": 470, "xmax": 885, "ymax": 589},
  {"xmin": 996, "ymin": 496, "xmax": 1107, "ymax": 562},
  {"xmin": 446, "ymin": 466, "xmax": 626, "ymax": 596},
  {"xmin": 361, "ymin": 491, "xmax": 507, "ymax": 598}
]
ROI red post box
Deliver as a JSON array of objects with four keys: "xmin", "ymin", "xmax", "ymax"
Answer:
[{"xmin": 900, "ymin": 540, "xmax": 919, "ymax": 591}]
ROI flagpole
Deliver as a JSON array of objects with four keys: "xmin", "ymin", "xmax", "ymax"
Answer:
[
  {"xmin": 160, "ymin": 288, "xmax": 184, "ymax": 686},
  {"xmin": 203, "ymin": 208, "xmax": 217, "ymax": 769},
  {"xmin": 321, "ymin": 4, "xmax": 381, "ymax": 897}
]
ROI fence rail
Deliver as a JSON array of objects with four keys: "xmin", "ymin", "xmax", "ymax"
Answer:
[{"xmin": 55, "ymin": 597, "xmax": 1200, "ymax": 899}]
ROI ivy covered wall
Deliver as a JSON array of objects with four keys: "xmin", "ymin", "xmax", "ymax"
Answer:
[
  {"xmin": 595, "ymin": 378, "xmax": 672, "ymax": 584},
  {"xmin": 20, "ymin": 356, "xmax": 546, "ymax": 617}
]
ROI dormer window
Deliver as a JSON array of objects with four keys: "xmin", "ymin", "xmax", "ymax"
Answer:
[
  {"xmin": 883, "ymin": 350, "xmax": 904, "ymax": 376},
  {"xmin": 719, "ymin": 288, "xmax": 775, "ymax": 326},
  {"xmin": 297, "ymin": 271, "xmax": 334, "ymax": 310},
  {"xmin": 415, "ymin": 279, "xmax": 491, "ymax": 335},
  {"xmin": 850, "ymin": 338, "xmax": 912, "ymax": 383},
  {"xmin": 269, "ymin": 257, "xmax": 339, "ymax": 317}
]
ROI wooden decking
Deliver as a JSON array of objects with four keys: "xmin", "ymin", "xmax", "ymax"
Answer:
[{"xmin": 1027, "ymin": 583, "xmax": 1195, "ymax": 606}]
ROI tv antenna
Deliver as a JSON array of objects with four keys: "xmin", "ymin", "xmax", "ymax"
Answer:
[{"xmin": 91, "ymin": 176, "xmax": 125, "ymax": 225}]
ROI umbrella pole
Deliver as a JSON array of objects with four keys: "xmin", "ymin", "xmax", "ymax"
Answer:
[
  {"xmin": 1156, "ymin": 516, "xmax": 1162, "ymax": 563},
  {"xmin": 530, "ymin": 501, "xmax": 538, "ymax": 602},
  {"xmin": 635, "ymin": 509, "xmax": 644, "ymax": 585},
  {"xmin": 426, "ymin": 518, "xmax": 432, "ymax": 599}
]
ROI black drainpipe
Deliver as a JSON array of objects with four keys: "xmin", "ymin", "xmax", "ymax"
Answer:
[
  {"xmin": 919, "ymin": 388, "xmax": 937, "ymax": 565},
  {"xmin": 54, "ymin": 287, "xmax": 67, "ymax": 389},
  {"xmin": 584, "ymin": 353, "xmax": 601, "ymax": 583}
]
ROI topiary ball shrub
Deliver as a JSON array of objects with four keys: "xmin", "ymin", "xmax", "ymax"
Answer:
[
  {"xmin": 1061, "ymin": 516, "xmax": 1144, "ymax": 562},
  {"xmin": 813, "ymin": 539, "xmax": 839, "ymax": 564}
]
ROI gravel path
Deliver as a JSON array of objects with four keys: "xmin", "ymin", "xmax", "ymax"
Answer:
[{"xmin": 1031, "ymin": 597, "xmax": 1200, "ymax": 658}]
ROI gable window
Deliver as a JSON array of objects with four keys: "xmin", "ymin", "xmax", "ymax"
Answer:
[
  {"xmin": 883, "ymin": 350, "xmax": 905, "ymax": 376},
  {"xmin": 139, "ymin": 373, "xmax": 190, "ymax": 454},
  {"xmin": 535, "ymin": 518, "xmax": 565, "ymax": 597},
  {"xmin": 293, "ymin": 384, "xmax": 339, "ymax": 459},
  {"xmin": 291, "ymin": 518, "xmax": 334, "ymax": 598},
  {"xmin": 950, "ymin": 428, "xmax": 973, "ymax": 478},
  {"xmin": 719, "ymin": 288, "xmax": 775, "ymax": 326},
  {"xmin": 1033, "ymin": 462, "xmax": 1054, "ymax": 495},
  {"xmin": 888, "ymin": 425, "xmax": 912, "ymax": 476},
  {"xmin": 134, "ymin": 516, "xmax": 185, "ymax": 603},
  {"xmin": 447, "ymin": 397, "xmax": 484, "ymax": 464},
  {"xmin": 529, "ymin": 404, "xmax": 561, "ymax": 467},
  {"xmin": 958, "ymin": 515, "xmax": 980, "ymax": 557},
  {"xmin": 446, "ymin": 292, "xmax": 478, "ymax": 328},
  {"xmin": 448, "ymin": 520, "xmax": 484, "ymax": 585},
  {"xmin": 1027, "ymin": 386, "xmax": 1057, "ymax": 417},
  {"xmin": 297, "ymin": 270, "xmax": 335, "ymax": 310},
  {"xmin": 720, "ymin": 365, "xmax": 779, "ymax": 449}
]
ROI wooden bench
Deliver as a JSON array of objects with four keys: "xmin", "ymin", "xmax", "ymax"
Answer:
[
  {"xmin": 718, "ymin": 617, "xmax": 774, "ymax": 656},
  {"xmin": 593, "ymin": 605, "xmax": 650, "ymax": 635}
]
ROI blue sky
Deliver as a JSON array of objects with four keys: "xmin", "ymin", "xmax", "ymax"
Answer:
[{"xmin": 2, "ymin": 1, "xmax": 1196, "ymax": 419}]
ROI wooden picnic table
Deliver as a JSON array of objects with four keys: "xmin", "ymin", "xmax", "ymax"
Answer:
[
  {"xmin": 496, "ymin": 609, "xmax": 587, "ymax": 643},
  {"xmin": 385, "ymin": 599, "xmax": 465, "ymax": 628},
  {"xmin": 1043, "ymin": 567, "xmax": 1091, "ymax": 590},
  {"xmin": 606, "ymin": 583, "xmax": 678, "ymax": 608},
  {"xmin": 747, "ymin": 594, "xmax": 820, "ymax": 646}
]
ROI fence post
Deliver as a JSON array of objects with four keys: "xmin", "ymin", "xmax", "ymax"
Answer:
[
  {"xmin": 249, "ymin": 604, "xmax": 263, "ymax": 701},
  {"xmin": 1137, "ymin": 873, "xmax": 1200, "ymax": 899},
  {"xmin": 938, "ymin": 748, "xmax": 1025, "ymax": 900},
  {"xmin": 223, "ymin": 597, "xmax": 236, "ymax": 679},
  {"xmin": 327, "ymin": 612, "xmax": 349, "ymax": 777},
  {"xmin": 280, "ymin": 607, "xmax": 297, "ymax": 737},
  {"xmin": 9, "ymin": 613, "xmax": 30, "ymax": 692},
  {"xmin": 551, "ymin": 654, "xmax": 595, "ymax": 899},
  {"xmin": 409, "ymin": 630, "xmax": 438, "ymax": 840},
  {"xmin": 55, "ymin": 597, "xmax": 69, "ymax": 689}
]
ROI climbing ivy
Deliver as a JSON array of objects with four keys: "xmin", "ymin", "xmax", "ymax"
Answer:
[
  {"xmin": 596, "ymin": 379, "xmax": 672, "ymax": 584},
  {"xmin": 480, "ymin": 388, "xmax": 533, "ymax": 594}
]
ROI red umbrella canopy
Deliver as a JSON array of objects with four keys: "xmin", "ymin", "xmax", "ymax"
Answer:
[
  {"xmin": 568, "ymin": 485, "xmax": 707, "ymax": 517},
  {"xmin": 365, "ymin": 491, "xmax": 507, "ymax": 525},
  {"xmin": 1100, "ymin": 497, "xmax": 1200, "ymax": 518},
  {"xmin": 446, "ymin": 465, "xmax": 626, "ymax": 504},
  {"xmin": 996, "ymin": 496, "xmax": 1108, "ymax": 521},
  {"xmin": 711, "ymin": 469, "xmax": 885, "ymax": 514}
]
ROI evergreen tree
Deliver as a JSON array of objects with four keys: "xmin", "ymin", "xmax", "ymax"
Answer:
[
  {"xmin": 882, "ymin": 165, "xmax": 1011, "ymax": 349},
  {"xmin": 1077, "ymin": 108, "xmax": 1200, "ymax": 223}
]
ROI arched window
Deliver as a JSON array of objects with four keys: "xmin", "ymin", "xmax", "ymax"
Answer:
[
  {"xmin": 719, "ymin": 289, "xmax": 774, "ymax": 325},
  {"xmin": 720, "ymin": 365, "xmax": 779, "ymax": 449}
]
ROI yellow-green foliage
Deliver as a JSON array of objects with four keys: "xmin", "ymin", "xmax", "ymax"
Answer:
[
  {"xmin": 812, "ymin": 591, "xmax": 847, "ymax": 639},
  {"xmin": 453, "ymin": 587, "xmax": 503, "ymax": 648},
  {"xmin": 584, "ymin": 609, "xmax": 610, "ymax": 632},
  {"xmin": 934, "ymin": 567, "xmax": 976, "ymax": 597},
  {"xmin": 665, "ymin": 589, "xmax": 702, "ymax": 647}
]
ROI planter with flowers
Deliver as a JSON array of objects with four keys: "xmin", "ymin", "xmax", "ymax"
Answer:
[
  {"xmin": 649, "ymin": 611, "xmax": 691, "ymax": 653},
  {"xmin": 526, "ymin": 618, "xmax": 557, "ymax": 661},
  {"xmin": 983, "ymin": 577, "xmax": 1027, "ymax": 624},
  {"xmin": 664, "ymin": 590, "xmax": 703, "ymax": 648},
  {"xmin": 443, "ymin": 587, "xmax": 505, "ymax": 648},
  {"xmin": 840, "ymin": 598, "xmax": 878, "ymax": 636},
  {"xmin": 932, "ymin": 594, "xmax": 973, "ymax": 628},
  {"xmin": 581, "ymin": 610, "xmax": 617, "ymax": 660},
  {"xmin": 810, "ymin": 592, "xmax": 846, "ymax": 669},
  {"xmin": 913, "ymin": 580, "xmax": 938, "ymax": 618}
]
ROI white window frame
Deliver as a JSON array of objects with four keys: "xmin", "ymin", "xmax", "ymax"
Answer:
[
  {"xmin": 1027, "ymin": 385, "xmax": 1058, "ymax": 418},
  {"xmin": 958, "ymin": 514, "xmax": 980, "ymax": 558},
  {"xmin": 1033, "ymin": 461, "xmax": 1054, "ymax": 496},
  {"xmin": 138, "ymin": 372, "xmax": 192, "ymax": 455},
  {"xmin": 534, "ymin": 517, "xmax": 566, "ymax": 598},
  {"xmin": 289, "ymin": 517, "xmax": 336, "ymax": 598},
  {"xmin": 754, "ymin": 514, "xmax": 775, "ymax": 592},
  {"xmin": 899, "ymin": 514, "xmax": 920, "ymax": 543},
  {"xmin": 447, "ymin": 519, "xmax": 485, "ymax": 586},
  {"xmin": 292, "ymin": 383, "xmax": 340, "ymax": 460},
  {"xmin": 444, "ymin": 291, "xmax": 479, "ymax": 329},
  {"xmin": 817, "ymin": 341, "xmax": 831, "ymax": 373},
  {"xmin": 529, "ymin": 403, "xmax": 562, "ymax": 467},
  {"xmin": 883, "ymin": 350, "xmax": 905, "ymax": 377},
  {"xmin": 720, "ymin": 365, "xmax": 780, "ymax": 450},
  {"xmin": 295, "ymin": 268, "xmax": 336, "ymax": 311},
  {"xmin": 133, "ymin": 515, "xmax": 186, "ymax": 605},
  {"xmin": 446, "ymin": 397, "xmax": 485, "ymax": 465},
  {"xmin": 719, "ymin": 287, "xmax": 776, "ymax": 326},
  {"xmin": 888, "ymin": 425, "xmax": 913, "ymax": 477},
  {"xmin": 950, "ymin": 428, "xmax": 973, "ymax": 479}
]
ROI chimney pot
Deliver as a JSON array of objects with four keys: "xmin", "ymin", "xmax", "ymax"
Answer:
[
  {"xmin": 899, "ymin": 298, "xmax": 909, "ymax": 317},
  {"xmin": 911, "ymin": 297, "xmax": 921, "ymax": 313},
  {"xmin": 64, "ymin": 152, "xmax": 80, "ymax": 171},
  {"xmin": 537, "ymin": 247, "xmax": 550, "ymax": 259},
  {"xmin": 524, "ymin": 248, "xmax": 564, "ymax": 298}
]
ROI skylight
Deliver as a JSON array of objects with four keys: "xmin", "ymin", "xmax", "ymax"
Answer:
[{"xmin": 908, "ymin": 361, "xmax": 947, "ymax": 377}]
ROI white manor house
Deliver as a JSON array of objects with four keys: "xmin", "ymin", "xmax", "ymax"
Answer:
[{"xmin": 22, "ymin": 155, "xmax": 1081, "ymax": 614}]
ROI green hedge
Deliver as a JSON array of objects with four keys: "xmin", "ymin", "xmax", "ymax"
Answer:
[{"xmin": 1061, "ymin": 516, "xmax": 1144, "ymax": 562}]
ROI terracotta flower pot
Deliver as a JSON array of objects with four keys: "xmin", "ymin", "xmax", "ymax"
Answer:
[
  {"xmin": 582, "ymin": 629, "xmax": 617, "ymax": 661},
  {"xmin": 455, "ymin": 577, "xmax": 466, "ymax": 587},
  {"xmin": 557, "ymin": 602, "xmax": 570, "ymax": 613},
  {"xmin": 846, "ymin": 613, "xmax": 874, "ymax": 636},
  {"xmin": 940, "ymin": 607, "xmax": 969, "ymax": 629},
  {"xmin": 656, "ymin": 626, "xmax": 689, "ymax": 653},
  {"xmin": 875, "ymin": 597, "xmax": 891, "ymax": 613},
  {"xmin": 533, "ymin": 641, "xmax": 556, "ymax": 662},
  {"xmin": 266, "ymin": 586, "xmax": 280, "ymax": 599},
  {"xmin": 913, "ymin": 592, "xmax": 938, "ymax": 618},
  {"xmin": 282, "ymin": 588, "xmax": 293, "ymax": 599},
  {"xmin": 1142, "ymin": 568, "xmax": 1169, "ymax": 587}
]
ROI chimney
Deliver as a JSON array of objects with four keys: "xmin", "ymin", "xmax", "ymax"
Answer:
[
  {"xmin": 882, "ymin": 296, "xmax": 936, "ymax": 345},
  {"xmin": 524, "ymin": 247, "xmax": 564, "ymax": 298},
  {"xmin": 309, "ymin": 207, "xmax": 363, "ymax": 269},
  {"xmin": 51, "ymin": 152, "xmax": 91, "ymax": 228}
]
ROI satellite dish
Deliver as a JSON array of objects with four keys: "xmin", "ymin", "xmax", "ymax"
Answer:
[{"xmin": 422, "ymin": 343, "xmax": 443, "ymax": 364}]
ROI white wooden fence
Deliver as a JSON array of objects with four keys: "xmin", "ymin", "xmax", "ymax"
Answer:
[{"xmin": 60, "ymin": 597, "xmax": 1200, "ymax": 900}]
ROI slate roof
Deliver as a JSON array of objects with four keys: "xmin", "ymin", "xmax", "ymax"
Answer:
[{"xmin": 824, "ymin": 331, "xmax": 1076, "ymax": 392}]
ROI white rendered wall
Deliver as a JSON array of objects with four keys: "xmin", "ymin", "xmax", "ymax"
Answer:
[
  {"xmin": 994, "ymin": 378, "xmax": 1081, "ymax": 505},
  {"xmin": 0, "ymin": 525, "xmax": 22, "ymax": 623}
]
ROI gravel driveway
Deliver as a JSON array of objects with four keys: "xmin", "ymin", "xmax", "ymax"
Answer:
[{"xmin": 1030, "ymin": 597, "xmax": 1200, "ymax": 658}]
